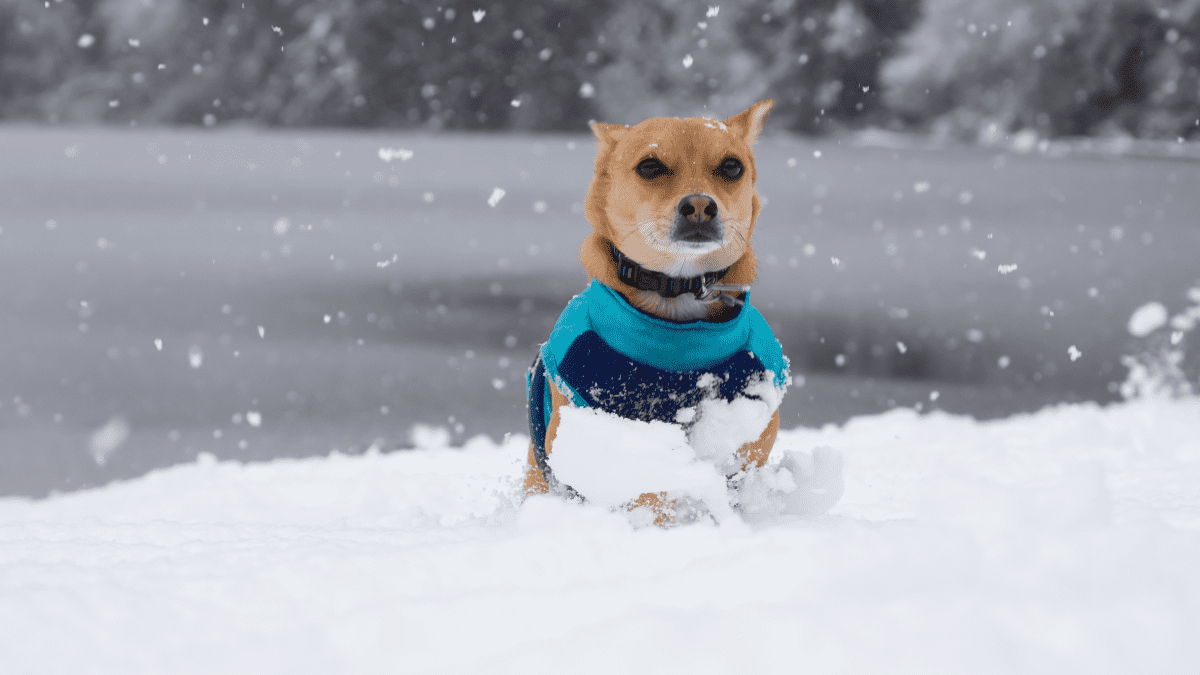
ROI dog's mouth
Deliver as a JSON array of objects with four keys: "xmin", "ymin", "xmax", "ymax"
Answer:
[
  {"xmin": 669, "ymin": 193, "xmax": 724, "ymax": 246},
  {"xmin": 671, "ymin": 220, "xmax": 723, "ymax": 245}
]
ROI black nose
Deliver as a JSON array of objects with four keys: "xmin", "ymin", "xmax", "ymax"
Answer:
[{"xmin": 678, "ymin": 194, "xmax": 718, "ymax": 224}]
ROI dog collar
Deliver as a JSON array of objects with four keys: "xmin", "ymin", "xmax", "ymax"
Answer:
[{"xmin": 609, "ymin": 243, "xmax": 731, "ymax": 300}]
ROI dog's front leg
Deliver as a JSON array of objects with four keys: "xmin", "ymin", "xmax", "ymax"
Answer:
[
  {"xmin": 522, "ymin": 384, "xmax": 570, "ymax": 495},
  {"xmin": 736, "ymin": 409, "xmax": 781, "ymax": 471}
]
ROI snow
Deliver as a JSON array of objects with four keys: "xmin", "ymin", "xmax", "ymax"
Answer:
[
  {"xmin": 686, "ymin": 372, "xmax": 783, "ymax": 471},
  {"xmin": 87, "ymin": 416, "xmax": 130, "ymax": 466},
  {"xmin": 3, "ymin": 398, "xmax": 1199, "ymax": 673},
  {"xmin": 545, "ymin": 370, "xmax": 786, "ymax": 521},
  {"xmin": 1129, "ymin": 302, "xmax": 1169, "ymax": 337},
  {"xmin": 549, "ymin": 406, "xmax": 731, "ymax": 518}
]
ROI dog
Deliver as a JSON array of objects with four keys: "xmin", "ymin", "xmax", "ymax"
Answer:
[{"xmin": 524, "ymin": 100, "xmax": 788, "ymax": 523}]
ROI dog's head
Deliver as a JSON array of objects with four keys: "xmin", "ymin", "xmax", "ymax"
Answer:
[{"xmin": 583, "ymin": 100, "xmax": 773, "ymax": 281}]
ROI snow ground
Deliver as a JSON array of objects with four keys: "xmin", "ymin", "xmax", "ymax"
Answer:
[{"xmin": 3, "ymin": 398, "xmax": 1198, "ymax": 674}]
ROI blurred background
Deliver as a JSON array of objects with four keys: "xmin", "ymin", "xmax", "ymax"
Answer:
[{"xmin": 1, "ymin": 0, "xmax": 1198, "ymax": 497}]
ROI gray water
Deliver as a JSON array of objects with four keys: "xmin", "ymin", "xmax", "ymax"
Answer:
[{"xmin": 2, "ymin": 127, "xmax": 1197, "ymax": 497}]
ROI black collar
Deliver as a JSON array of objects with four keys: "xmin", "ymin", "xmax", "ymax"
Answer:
[{"xmin": 609, "ymin": 243, "xmax": 729, "ymax": 299}]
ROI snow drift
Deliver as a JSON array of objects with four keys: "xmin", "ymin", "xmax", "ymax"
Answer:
[{"xmin": 3, "ymin": 398, "xmax": 1199, "ymax": 674}]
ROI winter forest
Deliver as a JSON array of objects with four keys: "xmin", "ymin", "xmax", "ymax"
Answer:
[
  {"xmin": 7, "ymin": 0, "xmax": 1200, "ymax": 139},
  {"xmin": 1, "ymin": 0, "xmax": 1199, "ymax": 673}
]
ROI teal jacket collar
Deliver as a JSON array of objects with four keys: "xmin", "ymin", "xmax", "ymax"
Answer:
[{"xmin": 578, "ymin": 280, "xmax": 752, "ymax": 372}]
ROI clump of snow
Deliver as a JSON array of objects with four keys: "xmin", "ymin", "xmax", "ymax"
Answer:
[
  {"xmin": 1121, "ymin": 291, "xmax": 1198, "ymax": 399},
  {"xmin": 737, "ymin": 445, "xmax": 844, "ymax": 520},
  {"xmin": 685, "ymin": 372, "xmax": 782, "ymax": 473},
  {"xmin": 1128, "ymin": 301, "xmax": 1168, "ymax": 337},
  {"xmin": 376, "ymin": 147, "xmax": 413, "ymax": 162},
  {"xmin": 487, "ymin": 187, "xmax": 506, "ymax": 207},
  {"xmin": 547, "ymin": 371, "xmax": 787, "ymax": 521},
  {"xmin": 548, "ymin": 406, "xmax": 732, "ymax": 521}
]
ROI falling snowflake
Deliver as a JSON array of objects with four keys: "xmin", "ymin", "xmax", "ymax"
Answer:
[
  {"xmin": 488, "ymin": 187, "xmax": 506, "ymax": 207},
  {"xmin": 89, "ymin": 417, "xmax": 130, "ymax": 466},
  {"xmin": 378, "ymin": 147, "xmax": 414, "ymax": 162},
  {"xmin": 1128, "ymin": 302, "xmax": 1167, "ymax": 337}
]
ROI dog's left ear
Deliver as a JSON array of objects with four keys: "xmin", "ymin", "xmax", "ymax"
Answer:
[
  {"xmin": 724, "ymin": 100, "xmax": 774, "ymax": 146},
  {"xmin": 591, "ymin": 122, "xmax": 631, "ymax": 149}
]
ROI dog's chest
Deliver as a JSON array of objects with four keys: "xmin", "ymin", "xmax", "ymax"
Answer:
[{"xmin": 557, "ymin": 330, "xmax": 769, "ymax": 424}]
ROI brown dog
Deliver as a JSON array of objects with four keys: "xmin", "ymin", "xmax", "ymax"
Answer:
[{"xmin": 524, "ymin": 100, "xmax": 785, "ymax": 523}]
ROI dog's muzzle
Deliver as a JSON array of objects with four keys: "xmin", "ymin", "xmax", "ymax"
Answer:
[{"xmin": 672, "ymin": 194, "xmax": 722, "ymax": 244}]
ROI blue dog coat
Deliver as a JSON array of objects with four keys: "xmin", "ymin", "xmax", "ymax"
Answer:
[{"xmin": 527, "ymin": 280, "xmax": 789, "ymax": 489}]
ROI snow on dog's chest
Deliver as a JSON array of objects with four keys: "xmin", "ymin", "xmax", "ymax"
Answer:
[{"xmin": 548, "ymin": 370, "xmax": 782, "ymax": 510}]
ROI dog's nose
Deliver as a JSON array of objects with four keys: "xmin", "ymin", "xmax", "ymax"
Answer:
[{"xmin": 678, "ymin": 194, "xmax": 718, "ymax": 224}]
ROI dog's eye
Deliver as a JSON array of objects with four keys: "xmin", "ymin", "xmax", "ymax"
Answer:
[
  {"xmin": 636, "ymin": 157, "xmax": 670, "ymax": 180},
  {"xmin": 714, "ymin": 157, "xmax": 744, "ymax": 181}
]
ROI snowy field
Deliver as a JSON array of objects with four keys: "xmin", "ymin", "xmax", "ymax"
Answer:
[
  {"xmin": 2, "ymin": 397, "xmax": 1198, "ymax": 674},
  {"xmin": 2, "ymin": 127, "xmax": 1199, "ymax": 495}
]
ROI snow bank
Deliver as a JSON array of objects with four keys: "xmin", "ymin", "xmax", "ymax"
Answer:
[{"xmin": 3, "ymin": 400, "xmax": 1200, "ymax": 674}]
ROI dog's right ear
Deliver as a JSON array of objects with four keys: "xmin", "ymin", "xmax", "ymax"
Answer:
[
  {"xmin": 724, "ymin": 100, "xmax": 774, "ymax": 146},
  {"xmin": 591, "ymin": 122, "xmax": 630, "ymax": 149}
]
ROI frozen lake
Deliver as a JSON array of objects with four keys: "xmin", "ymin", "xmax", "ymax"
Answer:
[{"xmin": 1, "ymin": 127, "xmax": 1197, "ymax": 496}]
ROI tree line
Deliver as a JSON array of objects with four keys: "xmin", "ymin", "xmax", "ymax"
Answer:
[{"xmin": 2, "ymin": 0, "xmax": 1197, "ymax": 140}]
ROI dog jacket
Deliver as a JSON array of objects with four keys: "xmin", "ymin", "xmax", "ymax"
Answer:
[{"xmin": 527, "ymin": 279, "xmax": 789, "ymax": 488}]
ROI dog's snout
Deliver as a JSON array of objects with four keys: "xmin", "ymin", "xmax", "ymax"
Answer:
[
  {"xmin": 678, "ymin": 194, "xmax": 718, "ymax": 224},
  {"xmin": 672, "ymin": 194, "xmax": 722, "ymax": 244}
]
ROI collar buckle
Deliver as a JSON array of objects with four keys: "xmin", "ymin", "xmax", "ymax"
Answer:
[{"xmin": 698, "ymin": 281, "xmax": 751, "ymax": 307}]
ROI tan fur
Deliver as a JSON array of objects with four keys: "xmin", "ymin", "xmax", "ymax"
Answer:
[
  {"xmin": 526, "ymin": 101, "xmax": 780, "ymax": 524},
  {"xmin": 581, "ymin": 101, "xmax": 773, "ymax": 321}
]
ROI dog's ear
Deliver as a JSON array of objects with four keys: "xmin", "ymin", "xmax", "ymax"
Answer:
[
  {"xmin": 724, "ymin": 100, "xmax": 774, "ymax": 145},
  {"xmin": 591, "ymin": 122, "xmax": 630, "ymax": 149}
]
